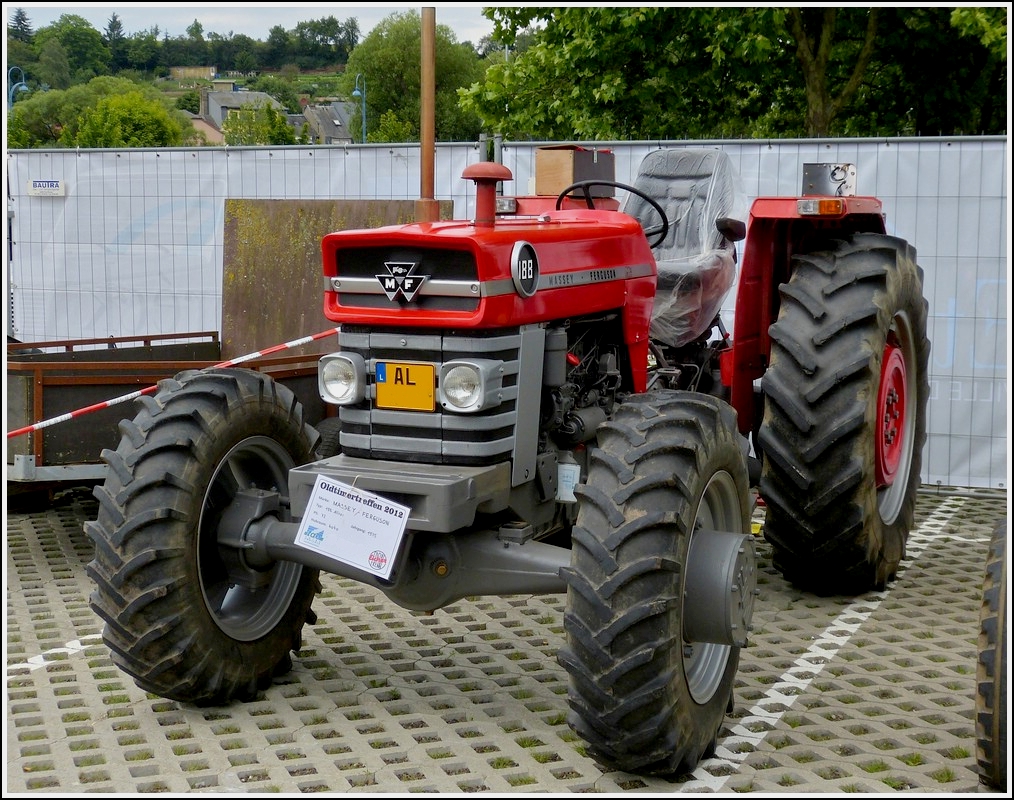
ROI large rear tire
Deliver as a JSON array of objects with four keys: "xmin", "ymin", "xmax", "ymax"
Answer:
[
  {"xmin": 976, "ymin": 520, "xmax": 1007, "ymax": 790},
  {"xmin": 86, "ymin": 368, "xmax": 320, "ymax": 705},
  {"xmin": 559, "ymin": 391, "xmax": 751, "ymax": 775},
  {"xmin": 758, "ymin": 233, "xmax": 930, "ymax": 594}
]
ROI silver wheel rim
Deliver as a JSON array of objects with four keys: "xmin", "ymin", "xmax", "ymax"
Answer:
[
  {"xmin": 198, "ymin": 436, "xmax": 304, "ymax": 640},
  {"xmin": 684, "ymin": 470, "xmax": 738, "ymax": 704}
]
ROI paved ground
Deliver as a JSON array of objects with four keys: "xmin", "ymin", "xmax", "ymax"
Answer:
[{"xmin": 4, "ymin": 484, "xmax": 1007, "ymax": 794}]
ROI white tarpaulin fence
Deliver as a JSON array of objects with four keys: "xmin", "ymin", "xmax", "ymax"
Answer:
[{"xmin": 4, "ymin": 137, "xmax": 1008, "ymax": 489}]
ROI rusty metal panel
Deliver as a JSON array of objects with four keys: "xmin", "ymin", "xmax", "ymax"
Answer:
[
  {"xmin": 222, "ymin": 200, "xmax": 452, "ymax": 360},
  {"xmin": 6, "ymin": 375, "xmax": 32, "ymax": 459}
]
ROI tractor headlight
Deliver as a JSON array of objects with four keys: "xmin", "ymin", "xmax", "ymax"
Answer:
[
  {"xmin": 439, "ymin": 359, "xmax": 503, "ymax": 413},
  {"xmin": 319, "ymin": 352, "xmax": 366, "ymax": 405}
]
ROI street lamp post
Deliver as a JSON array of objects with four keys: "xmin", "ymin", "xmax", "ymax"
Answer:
[
  {"xmin": 351, "ymin": 73, "xmax": 366, "ymax": 144},
  {"xmin": 8, "ymin": 66, "xmax": 29, "ymax": 107}
]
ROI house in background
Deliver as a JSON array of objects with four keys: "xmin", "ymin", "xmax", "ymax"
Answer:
[
  {"xmin": 180, "ymin": 75, "xmax": 356, "ymax": 145},
  {"xmin": 182, "ymin": 110, "xmax": 225, "ymax": 144},
  {"xmin": 197, "ymin": 80, "xmax": 286, "ymax": 132},
  {"xmin": 301, "ymin": 101, "xmax": 356, "ymax": 145}
]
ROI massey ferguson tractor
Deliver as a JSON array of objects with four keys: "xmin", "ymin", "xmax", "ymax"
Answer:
[{"xmin": 86, "ymin": 148, "xmax": 930, "ymax": 776}]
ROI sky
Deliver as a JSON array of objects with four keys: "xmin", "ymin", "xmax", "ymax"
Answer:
[{"xmin": 13, "ymin": 2, "xmax": 497, "ymax": 45}]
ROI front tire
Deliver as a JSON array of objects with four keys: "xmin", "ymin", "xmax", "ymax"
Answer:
[
  {"xmin": 758, "ymin": 233, "xmax": 930, "ymax": 594},
  {"xmin": 559, "ymin": 392, "xmax": 751, "ymax": 775},
  {"xmin": 85, "ymin": 368, "xmax": 320, "ymax": 705}
]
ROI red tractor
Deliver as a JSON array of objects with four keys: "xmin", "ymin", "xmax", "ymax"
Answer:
[{"xmin": 86, "ymin": 148, "xmax": 930, "ymax": 776}]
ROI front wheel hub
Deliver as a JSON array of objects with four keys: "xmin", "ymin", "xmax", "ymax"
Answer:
[{"xmin": 683, "ymin": 529, "xmax": 757, "ymax": 648}]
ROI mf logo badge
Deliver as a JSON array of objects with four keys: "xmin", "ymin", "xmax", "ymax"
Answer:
[{"xmin": 377, "ymin": 261, "xmax": 427, "ymax": 302}]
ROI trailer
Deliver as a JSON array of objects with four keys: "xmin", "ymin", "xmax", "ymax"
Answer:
[{"xmin": 6, "ymin": 331, "xmax": 329, "ymax": 500}]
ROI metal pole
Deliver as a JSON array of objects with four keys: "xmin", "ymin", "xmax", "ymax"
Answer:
[
  {"xmin": 416, "ymin": 8, "xmax": 439, "ymax": 222},
  {"xmin": 8, "ymin": 65, "xmax": 29, "ymax": 107},
  {"xmin": 352, "ymin": 73, "xmax": 366, "ymax": 143}
]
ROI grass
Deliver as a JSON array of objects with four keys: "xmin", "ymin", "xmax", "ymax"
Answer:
[{"xmin": 531, "ymin": 752, "xmax": 560, "ymax": 764}]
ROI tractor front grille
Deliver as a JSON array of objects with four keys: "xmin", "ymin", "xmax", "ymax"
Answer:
[
  {"xmin": 338, "ymin": 327, "xmax": 522, "ymax": 466},
  {"xmin": 332, "ymin": 246, "xmax": 480, "ymax": 313}
]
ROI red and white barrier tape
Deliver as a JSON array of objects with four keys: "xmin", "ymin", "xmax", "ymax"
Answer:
[{"xmin": 6, "ymin": 327, "xmax": 340, "ymax": 440}]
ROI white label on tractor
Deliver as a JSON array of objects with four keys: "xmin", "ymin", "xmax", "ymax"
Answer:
[
  {"xmin": 557, "ymin": 461, "xmax": 581, "ymax": 502},
  {"xmin": 295, "ymin": 474, "xmax": 409, "ymax": 581}
]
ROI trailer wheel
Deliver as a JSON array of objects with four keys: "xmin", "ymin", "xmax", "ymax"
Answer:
[
  {"xmin": 85, "ymin": 368, "xmax": 321, "ymax": 705},
  {"xmin": 758, "ymin": 233, "xmax": 929, "ymax": 594},
  {"xmin": 559, "ymin": 391, "xmax": 753, "ymax": 775},
  {"xmin": 976, "ymin": 520, "xmax": 1007, "ymax": 789}
]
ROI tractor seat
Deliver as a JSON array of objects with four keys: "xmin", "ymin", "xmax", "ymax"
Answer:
[{"xmin": 622, "ymin": 148, "xmax": 745, "ymax": 347}]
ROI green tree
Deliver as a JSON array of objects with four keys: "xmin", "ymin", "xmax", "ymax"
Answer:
[
  {"xmin": 33, "ymin": 14, "xmax": 109, "ymax": 82},
  {"xmin": 340, "ymin": 10, "xmax": 483, "ymax": 143},
  {"xmin": 176, "ymin": 89, "xmax": 200, "ymax": 114},
  {"xmin": 73, "ymin": 90, "xmax": 185, "ymax": 147},
  {"xmin": 104, "ymin": 13, "xmax": 129, "ymax": 71},
  {"xmin": 36, "ymin": 37, "xmax": 73, "ymax": 90},
  {"xmin": 462, "ymin": 6, "xmax": 1007, "ymax": 140},
  {"xmin": 461, "ymin": 7, "xmax": 736, "ymax": 140},
  {"xmin": 6, "ymin": 109, "xmax": 32, "ymax": 148},
  {"xmin": 221, "ymin": 101, "xmax": 296, "ymax": 145},
  {"xmin": 207, "ymin": 32, "xmax": 261, "ymax": 74},
  {"xmin": 125, "ymin": 26, "xmax": 160, "ymax": 73},
  {"xmin": 5, "ymin": 37, "xmax": 38, "ymax": 87},
  {"xmin": 8, "ymin": 6, "xmax": 34, "ymax": 42},
  {"xmin": 159, "ymin": 33, "xmax": 188, "ymax": 70},
  {"xmin": 264, "ymin": 25, "xmax": 292, "ymax": 70},
  {"xmin": 869, "ymin": 6, "xmax": 1007, "ymax": 136},
  {"xmin": 183, "ymin": 19, "xmax": 209, "ymax": 65},
  {"xmin": 372, "ymin": 110, "xmax": 415, "ymax": 143},
  {"xmin": 951, "ymin": 6, "xmax": 1008, "ymax": 58},
  {"xmin": 246, "ymin": 74, "xmax": 301, "ymax": 112},
  {"xmin": 234, "ymin": 49, "xmax": 257, "ymax": 75},
  {"xmin": 7, "ymin": 75, "xmax": 170, "ymax": 147}
]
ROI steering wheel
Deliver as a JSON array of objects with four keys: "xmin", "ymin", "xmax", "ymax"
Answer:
[{"xmin": 555, "ymin": 179, "xmax": 670, "ymax": 248}]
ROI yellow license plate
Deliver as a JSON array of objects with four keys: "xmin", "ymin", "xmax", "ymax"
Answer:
[{"xmin": 375, "ymin": 361, "xmax": 435, "ymax": 411}]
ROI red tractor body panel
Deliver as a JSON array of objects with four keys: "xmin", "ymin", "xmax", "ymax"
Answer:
[{"xmin": 321, "ymin": 210, "xmax": 658, "ymax": 391}]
